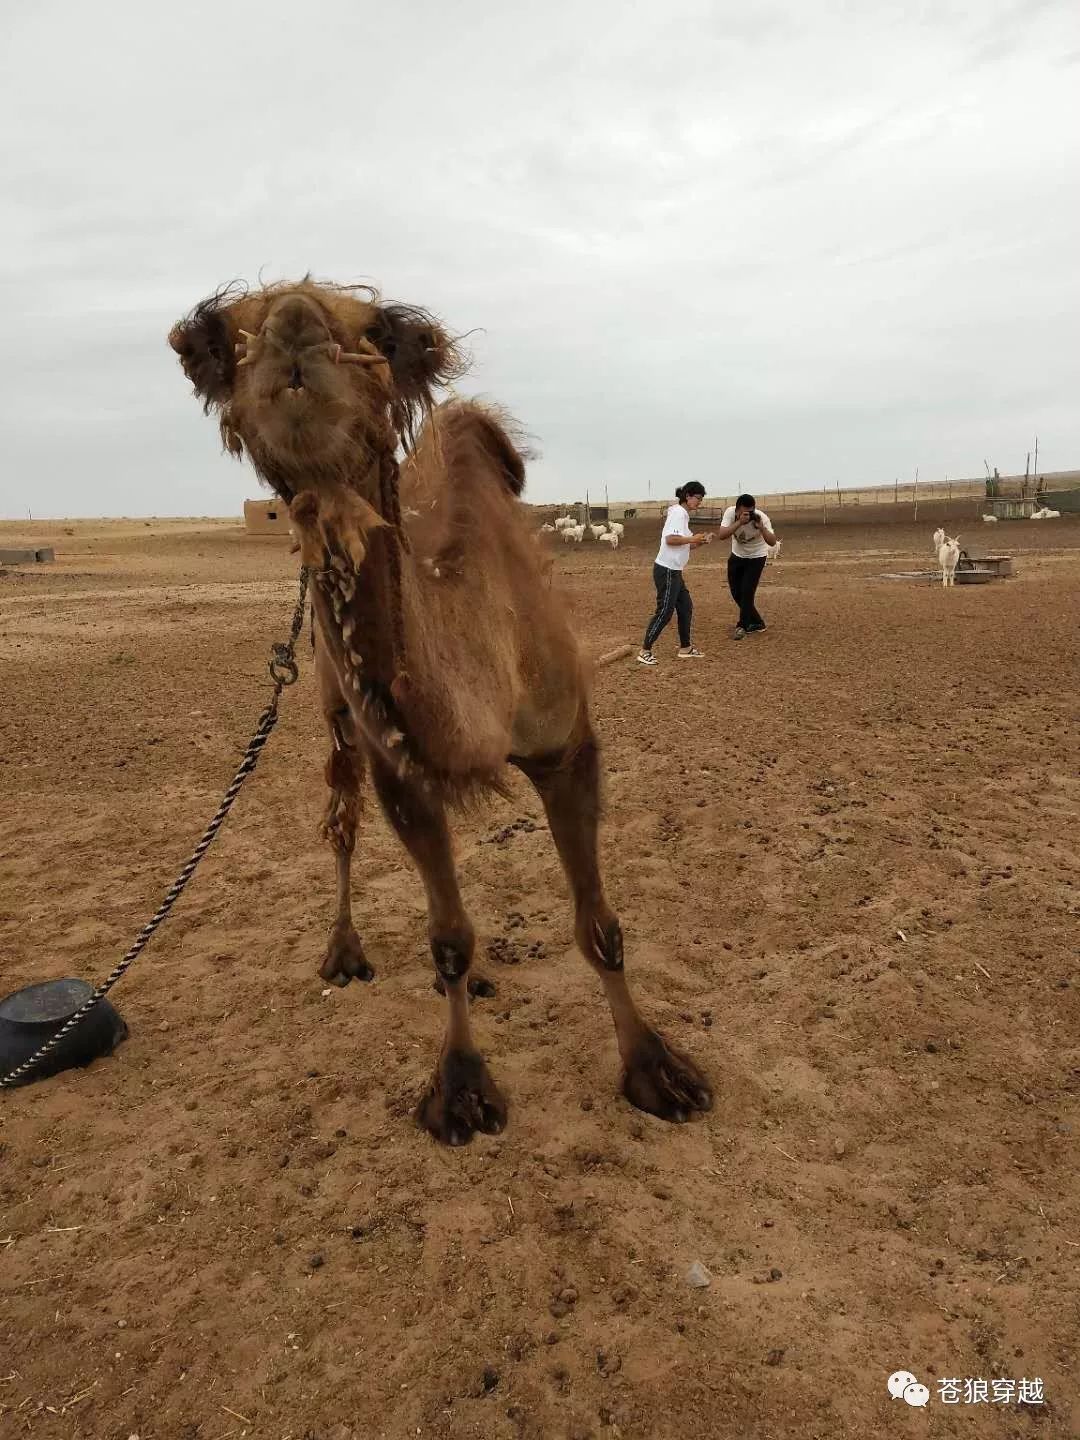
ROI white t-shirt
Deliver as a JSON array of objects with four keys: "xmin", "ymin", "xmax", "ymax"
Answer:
[
  {"xmin": 722, "ymin": 506, "xmax": 772, "ymax": 559},
  {"xmin": 655, "ymin": 503, "xmax": 693, "ymax": 570}
]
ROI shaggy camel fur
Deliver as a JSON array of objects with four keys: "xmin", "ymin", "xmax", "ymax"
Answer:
[{"xmin": 168, "ymin": 279, "xmax": 711, "ymax": 1145}]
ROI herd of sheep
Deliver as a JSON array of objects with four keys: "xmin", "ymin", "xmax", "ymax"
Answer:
[
  {"xmin": 540, "ymin": 516, "xmax": 626, "ymax": 548},
  {"xmin": 936, "ymin": 504, "xmax": 1064, "ymax": 587},
  {"xmin": 536, "ymin": 508, "xmax": 1063, "ymax": 583}
]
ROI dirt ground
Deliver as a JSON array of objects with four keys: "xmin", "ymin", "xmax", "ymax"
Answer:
[{"xmin": 1, "ymin": 513, "xmax": 1078, "ymax": 1440}]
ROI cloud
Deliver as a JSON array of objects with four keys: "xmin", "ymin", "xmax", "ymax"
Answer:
[{"xmin": 1, "ymin": 0, "xmax": 1077, "ymax": 516}]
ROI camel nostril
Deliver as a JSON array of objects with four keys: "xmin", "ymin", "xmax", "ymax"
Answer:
[{"xmin": 289, "ymin": 365, "xmax": 303, "ymax": 390}]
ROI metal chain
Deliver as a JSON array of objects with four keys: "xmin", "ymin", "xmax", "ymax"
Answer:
[{"xmin": 1, "ymin": 567, "xmax": 310, "ymax": 1091}]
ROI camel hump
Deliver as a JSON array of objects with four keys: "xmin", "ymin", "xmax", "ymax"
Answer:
[{"xmin": 439, "ymin": 400, "xmax": 531, "ymax": 497}]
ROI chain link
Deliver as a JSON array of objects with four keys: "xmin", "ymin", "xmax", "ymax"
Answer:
[{"xmin": 1, "ymin": 567, "xmax": 310, "ymax": 1090}]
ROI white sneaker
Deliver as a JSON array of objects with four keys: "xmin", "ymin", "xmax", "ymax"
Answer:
[
  {"xmin": 677, "ymin": 646, "xmax": 705, "ymax": 659},
  {"xmin": 636, "ymin": 651, "xmax": 658, "ymax": 666}
]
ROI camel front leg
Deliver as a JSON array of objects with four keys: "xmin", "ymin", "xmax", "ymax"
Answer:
[
  {"xmin": 314, "ymin": 633, "xmax": 372, "ymax": 985},
  {"xmin": 317, "ymin": 710, "xmax": 373, "ymax": 985},
  {"xmin": 513, "ymin": 730, "xmax": 712, "ymax": 1122},
  {"xmin": 367, "ymin": 752, "xmax": 507, "ymax": 1145}
]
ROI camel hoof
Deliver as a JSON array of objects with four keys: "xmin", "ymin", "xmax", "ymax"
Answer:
[
  {"xmin": 432, "ymin": 973, "xmax": 497, "ymax": 999},
  {"xmin": 622, "ymin": 1030, "xmax": 712, "ymax": 1123},
  {"xmin": 319, "ymin": 924, "xmax": 374, "ymax": 986},
  {"xmin": 417, "ymin": 1048, "xmax": 508, "ymax": 1146}
]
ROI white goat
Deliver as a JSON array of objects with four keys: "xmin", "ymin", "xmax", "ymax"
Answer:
[
  {"xmin": 561, "ymin": 523, "xmax": 586, "ymax": 544},
  {"xmin": 606, "ymin": 522, "xmax": 624, "ymax": 539},
  {"xmin": 598, "ymin": 530, "xmax": 619, "ymax": 550},
  {"xmin": 1031, "ymin": 507, "xmax": 1060, "ymax": 520},
  {"xmin": 934, "ymin": 530, "xmax": 961, "ymax": 587},
  {"xmin": 587, "ymin": 522, "xmax": 608, "ymax": 540},
  {"xmin": 982, "ymin": 514, "xmax": 998, "ymax": 523},
  {"xmin": 553, "ymin": 515, "xmax": 575, "ymax": 531},
  {"xmin": 765, "ymin": 538, "xmax": 782, "ymax": 565},
  {"xmin": 539, "ymin": 521, "xmax": 556, "ymax": 533}
]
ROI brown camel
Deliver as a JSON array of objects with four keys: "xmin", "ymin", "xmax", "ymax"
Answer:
[{"xmin": 168, "ymin": 278, "xmax": 711, "ymax": 1144}]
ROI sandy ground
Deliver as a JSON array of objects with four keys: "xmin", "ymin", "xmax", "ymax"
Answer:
[{"xmin": 1, "ymin": 514, "xmax": 1078, "ymax": 1440}]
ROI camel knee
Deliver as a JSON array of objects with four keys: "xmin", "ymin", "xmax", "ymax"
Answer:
[
  {"xmin": 320, "ymin": 735, "xmax": 364, "ymax": 848},
  {"xmin": 431, "ymin": 926, "xmax": 475, "ymax": 982},
  {"xmin": 580, "ymin": 912, "xmax": 623, "ymax": 972}
]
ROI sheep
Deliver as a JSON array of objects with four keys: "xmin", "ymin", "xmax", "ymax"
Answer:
[
  {"xmin": 587, "ymin": 522, "xmax": 608, "ymax": 540},
  {"xmin": 598, "ymin": 530, "xmax": 619, "ymax": 550},
  {"xmin": 553, "ymin": 516, "xmax": 575, "ymax": 531},
  {"xmin": 561, "ymin": 523, "xmax": 586, "ymax": 544},
  {"xmin": 765, "ymin": 538, "xmax": 782, "ymax": 565},
  {"xmin": 606, "ymin": 522, "xmax": 624, "ymax": 539},
  {"xmin": 935, "ymin": 531, "xmax": 961, "ymax": 588},
  {"xmin": 1031, "ymin": 507, "xmax": 1060, "ymax": 520},
  {"xmin": 982, "ymin": 514, "xmax": 999, "ymax": 523}
]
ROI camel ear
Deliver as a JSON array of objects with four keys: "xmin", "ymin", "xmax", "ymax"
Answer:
[
  {"xmin": 168, "ymin": 284, "xmax": 245, "ymax": 413},
  {"xmin": 364, "ymin": 303, "xmax": 466, "ymax": 412}
]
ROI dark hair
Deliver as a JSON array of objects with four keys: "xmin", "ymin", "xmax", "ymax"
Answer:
[
  {"xmin": 676, "ymin": 481, "xmax": 706, "ymax": 503},
  {"xmin": 736, "ymin": 493, "xmax": 756, "ymax": 509}
]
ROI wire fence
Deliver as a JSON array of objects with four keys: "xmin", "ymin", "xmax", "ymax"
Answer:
[{"xmin": 567, "ymin": 470, "xmax": 1080, "ymax": 524}]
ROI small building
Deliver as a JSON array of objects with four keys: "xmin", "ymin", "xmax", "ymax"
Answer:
[{"xmin": 243, "ymin": 499, "xmax": 292, "ymax": 536}]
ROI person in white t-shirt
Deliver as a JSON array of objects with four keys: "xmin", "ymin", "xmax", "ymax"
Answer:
[
  {"xmin": 716, "ymin": 492, "xmax": 778, "ymax": 639},
  {"xmin": 637, "ymin": 482, "xmax": 714, "ymax": 666}
]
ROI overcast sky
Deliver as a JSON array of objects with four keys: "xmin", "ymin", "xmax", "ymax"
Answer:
[{"xmin": 1, "ymin": 0, "xmax": 1078, "ymax": 517}]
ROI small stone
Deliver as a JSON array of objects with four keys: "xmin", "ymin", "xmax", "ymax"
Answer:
[
  {"xmin": 158, "ymin": 1021, "xmax": 170, "ymax": 1033},
  {"xmin": 769, "ymin": 1267, "xmax": 783, "ymax": 1281},
  {"xmin": 833, "ymin": 1138, "xmax": 846, "ymax": 1158},
  {"xmin": 545, "ymin": 1330, "xmax": 559, "ymax": 1345},
  {"xmin": 559, "ymin": 1286, "xmax": 578, "ymax": 1305},
  {"xmin": 116, "ymin": 1319, "xmax": 127, "ymax": 1329},
  {"xmin": 764, "ymin": 1348, "xmax": 785, "ymax": 1366},
  {"xmin": 308, "ymin": 1253, "xmax": 325, "ymax": 1270},
  {"xmin": 596, "ymin": 1349, "xmax": 622, "ymax": 1377},
  {"xmin": 685, "ymin": 1261, "xmax": 712, "ymax": 1288},
  {"xmin": 480, "ymin": 1366, "xmax": 499, "ymax": 1393},
  {"xmin": 925, "ymin": 1040, "xmax": 938, "ymax": 1053},
  {"xmin": 580, "ymin": 1098, "xmax": 593, "ymax": 1112}
]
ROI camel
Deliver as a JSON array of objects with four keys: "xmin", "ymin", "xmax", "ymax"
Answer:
[{"xmin": 168, "ymin": 278, "xmax": 711, "ymax": 1145}]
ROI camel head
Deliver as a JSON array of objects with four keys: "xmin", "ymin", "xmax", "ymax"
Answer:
[{"xmin": 168, "ymin": 279, "xmax": 466, "ymax": 496}]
